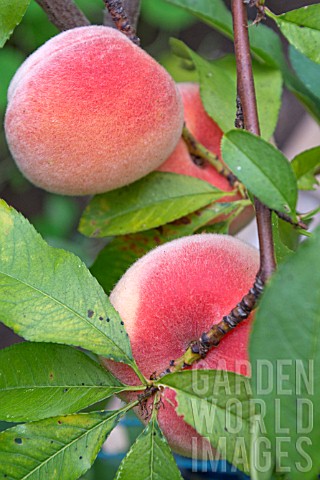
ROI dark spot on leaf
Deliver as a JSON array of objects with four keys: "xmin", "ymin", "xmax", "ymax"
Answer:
[
  {"xmin": 299, "ymin": 24, "xmax": 305, "ymax": 28},
  {"xmin": 99, "ymin": 316, "xmax": 103, "ymax": 321},
  {"xmin": 49, "ymin": 373, "xmax": 54, "ymax": 379},
  {"xmin": 14, "ymin": 438, "xmax": 22, "ymax": 444},
  {"xmin": 224, "ymin": 426, "xmax": 228, "ymax": 432},
  {"xmin": 58, "ymin": 420, "xmax": 62, "ymax": 425},
  {"xmin": 106, "ymin": 317, "xmax": 110, "ymax": 322},
  {"xmin": 120, "ymin": 321, "xmax": 124, "ymax": 325},
  {"xmin": 87, "ymin": 309, "xmax": 94, "ymax": 318},
  {"xmin": 51, "ymin": 441, "xmax": 54, "ymax": 443},
  {"xmin": 81, "ymin": 383, "xmax": 85, "ymax": 386},
  {"xmin": 63, "ymin": 388, "xmax": 68, "ymax": 393},
  {"xmin": 153, "ymin": 432, "xmax": 156, "ymax": 436},
  {"xmin": 79, "ymin": 456, "xmax": 83, "ymax": 460}
]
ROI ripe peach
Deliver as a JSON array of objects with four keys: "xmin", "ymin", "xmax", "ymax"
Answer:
[
  {"xmin": 5, "ymin": 26, "xmax": 183, "ymax": 196},
  {"xmin": 158, "ymin": 83, "xmax": 254, "ymax": 233},
  {"xmin": 102, "ymin": 234, "xmax": 259, "ymax": 458}
]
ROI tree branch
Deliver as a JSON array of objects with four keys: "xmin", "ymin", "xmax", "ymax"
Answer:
[
  {"xmin": 35, "ymin": 0, "xmax": 90, "ymax": 31},
  {"xmin": 103, "ymin": 0, "xmax": 141, "ymax": 32},
  {"xmin": 140, "ymin": 0, "xmax": 277, "ymax": 386},
  {"xmin": 103, "ymin": 0, "xmax": 140, "ymax": 45},
  {"xmin": 231, "ymin": 0, "xmax": 276, "ymax": 282}
]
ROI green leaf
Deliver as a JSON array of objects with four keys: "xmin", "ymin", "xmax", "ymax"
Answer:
[
  {"xmin": 0, "ymin": 200, "xmax": 134, "ymax": 367},
  {"xmin": 115, "ymin": 414, "xmax": 182, "ymax": 480},
  {"xmin": 272, "ymin": 214, "xmax": 294, "ymax": 265},
  {"xmin": 157, "ymin": 370, "xmax": 254, "ymax": 474},
  {"xmin": 0, "ymin": 0, "xmax": 30, "ymax": 47},
  {"xmin": 90, "ymin": 202, "xmax": 238, "ymax": 293},
  {"xmin": 79, "ymin": 172, "xmax": 226, "ymax": 238},
  {"xmin": 222, "ymin": 130, "xmax": 298, "ymax": 216},
  {"xmin": 291, "ymin": 146, "xmax": 320, "ymax": 190},
  {"xmin": 267, "ymin": 5, "xmax": 320, "ymax": 64},
  {"xmin": 0, "ymin": 343, "xmax": 136, "ymax": 422},
  {"xmin": 0, "ymin": 409, "xmax": 124, "ymax": 480},
  {"xmin": 289, "ymin": 46, "xmax": 320, "ymax": 101},
  {"xmin": 250, "ymin": 226, "xmax": 320, "ymax": 479},
  {"xmin": 170, "ymin": 40, "xmax": 282, "ymax": 140}
]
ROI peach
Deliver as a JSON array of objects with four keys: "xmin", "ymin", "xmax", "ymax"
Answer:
[
  {"xmin": 5, "ymin": 26, "xmax": 183, "ymax": 195},
  {"xmin": 158, "ymin": 83, "xmax": 254, "ymax": 233},
  {"xmin": 102, "ymin": 234, "xmax": 259, "ymax": 458}
]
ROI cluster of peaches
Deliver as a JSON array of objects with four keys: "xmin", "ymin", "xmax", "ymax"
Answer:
[{"xmin": 4, "ymin": 26, "xmax": 258, "ymax": 458}]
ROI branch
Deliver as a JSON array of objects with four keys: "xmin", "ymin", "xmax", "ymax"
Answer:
[
  {"xmin": 136, "ymin": 0, "xmax": 277, "ymax": 388},
  {"xmin": 104, "ymin": 0, "xmax": 141, "ymax": 29},
  {"xmin": 35, "ymin": 0, "xmax": 90, "ymax": 31},
  {"xmin": 103, "ymin": 0, "xmax": 140, "ymax": 45},
  {"xmin": 232, "ymin": 0, "xmax": 276, "ymax": 282}
]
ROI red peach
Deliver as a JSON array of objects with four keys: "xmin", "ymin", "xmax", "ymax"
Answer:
[
  {"xmin": 5, "ymin": 26, "xmax": 183, "ymax": 196},
  {"xmin": 158, "ymin": 83, "xmax": 254, "ymax": 233},
  {"xmin": 102, "ymin": 234, "xmax": 259, "ymax": 458}
]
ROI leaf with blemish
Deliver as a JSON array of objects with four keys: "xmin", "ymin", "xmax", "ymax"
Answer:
[
  {"xmin": 0, "ymin": 200, "xmax": 135, "ymax": 367},
  {"xmin": 0, "ymin": 410, "xmax": 123, "ymax": 480},
  {"xmin": 0, "ymin": 343, "xmax": 137, "ymax": 422}
]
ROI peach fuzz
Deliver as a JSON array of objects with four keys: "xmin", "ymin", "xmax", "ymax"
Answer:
[
  {"xmin": 5, "ymin": 26, "xmax": 184, "ymax": 196},
  {"xmin": 158, "ymin": 83, "xmax": 254, "ymax": 232},
  {"xmin": 102, "ymin": 234, "xmax": 259, "ymax": 458}
]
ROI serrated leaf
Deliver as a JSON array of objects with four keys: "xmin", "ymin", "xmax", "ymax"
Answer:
[
  {"xmin": 250, "ymin": 226, "xmax": 320, "ymax": 480},
  {"xmin": 0, "ymin": 343, "xmax": 135, "ymax": 422},
  {"xmin": 0, "ymin": 410, "xmax": 123, "ymax": 480},
  {"xmin": 115, "ymin": 414, "xmax": 182, "ymax": 480},
  {"xmin": 79, "ymin": 172, "xmax": 226, "ymax": 238},
  {"xmin": 0, "ymin": 0, "xmax": 30, "ymax": 47},
  {"xmin": 90, "ymin": 202, "xmax": 238, "ymax": 293},
  {"xmin": 289, "ymin": 46, "xmax": 320, "ymax": 101},
  {"xmin": 291, "ymin": 146, "xmax": 320, "ymax": 190},
  {"xmin": 157, "ymin": 370, "xmax": 254, "ymax": 474},
  {"xmin": 0, "ymin": 200, "xmax": 134, "ymax": 367},
  {"xmin": 170, "ymin": 40, "xmax": 282, "ymax": 139},
  {"xmin": 267, "ymin": 5, "xmax": 320, "ymax": 64},
  {"xmin": 222, "ymin": 130, "xmax": 298, "ymax": 216}
]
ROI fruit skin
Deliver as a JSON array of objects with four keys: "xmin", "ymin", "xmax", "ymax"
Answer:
[
  {"xmin": 158, "ymin": 83, "xmax": 254, "ymax": 233},
  {"xmin": 5, "ymin": 26, "xmax": 183, "ymax": 196},
  {"xmin": 102, "ymin": 234, "xmax": 259, "ymax": 458}
]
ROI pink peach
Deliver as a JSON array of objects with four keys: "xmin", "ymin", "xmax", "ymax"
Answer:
[
  {"xmin": 158, "ymin": 83, "xmax": 254, "ymax": 232},
  {"xmin": 5, "ymin": 26, "xmax": 183, "ymax": 195},
  {"xmin": 102, "ymin": 234, "xmax": 259, "ymax": 458}
]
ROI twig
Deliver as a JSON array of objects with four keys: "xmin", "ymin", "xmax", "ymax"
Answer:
[
  {"xmin": 104, "ymin": 0, "xmax": 141, "ymax": 30},
  {"xmin": 232, "ymin": 0, "xmax": 276, "ymax": 282},
  {"xmin": 103, "ymin": 0, "xmax": 140, "ymax": 45},
  {"xmin": 35, "ymin": 0, "xmax": 90, "ymax": 31},
  {"xmin": 274, "ymin": 210, "xmax": 308, "ymax": 230}
]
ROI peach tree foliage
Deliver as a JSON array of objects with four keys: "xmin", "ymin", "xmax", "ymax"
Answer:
[{"xmin": 0, "ymin": 1, "xmax": 319, "ymax": 480}]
